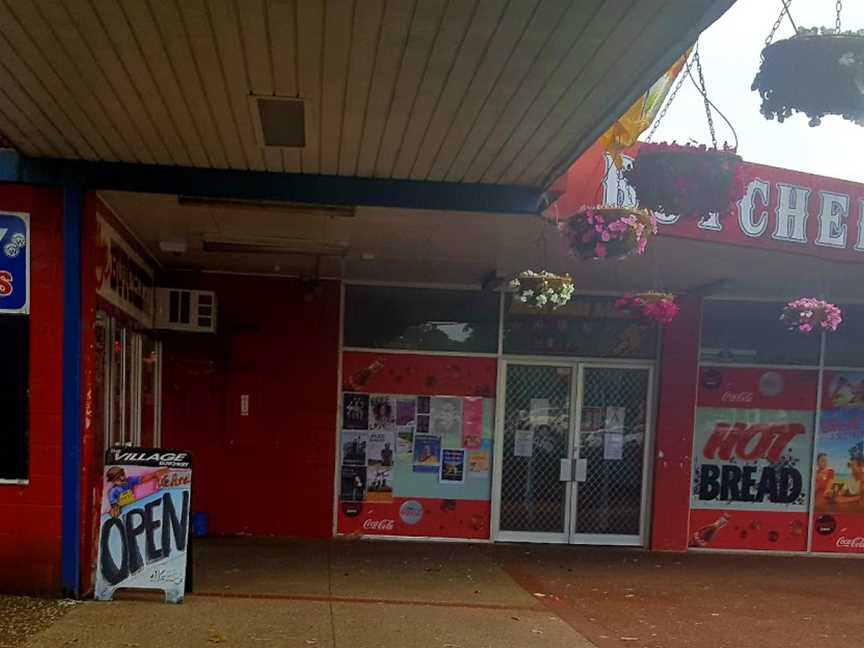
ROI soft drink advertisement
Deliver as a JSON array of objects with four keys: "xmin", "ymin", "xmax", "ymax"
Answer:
[
  {"xmin": 95, "ymin": 447, "xmax": 192, "ymax": 603},
  {"xmin": 0, "ymin": 212, "xmax": 29, "ymax": 314},
  {"xmin": 689, "ymin": 367, "xmax": 816, "ymax": 551},
  {"xmin": 811, "ymin": 372, "xmax": 864, "ymax": 554}
]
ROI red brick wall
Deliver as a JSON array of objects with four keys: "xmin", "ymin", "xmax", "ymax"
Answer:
[
  {"xmin": 0, "ymin": 185, "xmax": 65, "ymax": 594},
  {"xmin": 650, "ymin": 295, "xmax": 702, "ymax": 551},
  {"xmin": 161, "ymin": 276, "xmax": 340, "ymax": 538}
]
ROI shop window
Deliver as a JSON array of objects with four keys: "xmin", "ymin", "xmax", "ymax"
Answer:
[
  {"xmin": 343, "ymin": 286, "xmax": 499, "ymax": 353},
  {"xmin": 701, "ymin": 301, "xmax": 820, "ymax": 366},
  {"xmin": 0, "ymin": 315, "xmax": 28, "ymax": 480},
  {"xmin": 502, "ymin": 295, "xmax": 658, "ymax": 359},
  {"xmin": 825, "ymin": 304, "xmax": 864, "ymax": 368}
]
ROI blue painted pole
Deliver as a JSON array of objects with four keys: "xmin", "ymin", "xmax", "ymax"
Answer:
[{"xmin": 61, "ymin": 187, "xmax": 82, "ymax": 597}]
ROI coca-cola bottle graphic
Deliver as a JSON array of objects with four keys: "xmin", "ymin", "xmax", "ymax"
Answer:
[
  {"xmin": 689, "ymin": 513, "xmax": 730, "ymax": 547},
  {"xmin": 343, "ymin": 359, "xmax": 384, "ymax": 391}
]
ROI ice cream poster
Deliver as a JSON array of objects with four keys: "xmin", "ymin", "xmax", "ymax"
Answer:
[{"xmin": 95, "ymin": 447, "xmax": 192, "ymax": 604}]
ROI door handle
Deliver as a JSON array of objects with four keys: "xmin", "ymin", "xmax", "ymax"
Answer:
[
  {"xmin": 559, "ymin": 458, "xmax": 573, "ymax": 482},
  {"xmin": 573, "ymin": 458, "xmax": 588, "ymax": 483}
]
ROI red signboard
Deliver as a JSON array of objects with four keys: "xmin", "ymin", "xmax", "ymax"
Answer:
[{"xmin": 554, "ymin": 141, "xmax": 864, "ymax": 264}]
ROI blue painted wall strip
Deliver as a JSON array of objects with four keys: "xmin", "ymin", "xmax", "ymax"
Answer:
[{"xmin": 61, "ymin": 187, "xmax": 82, "ymax": 597}]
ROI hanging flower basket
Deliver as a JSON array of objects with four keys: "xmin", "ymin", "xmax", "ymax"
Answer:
[
  {"xmin": 615, "ymin": 292, "xmax": 680, "ymax": 326},
  {"xmin": 509, "ymin": 271, "xmax": 575, "ymax": 310},
  {"xmin": 558, "ymin": 206, "xmax": 657, "ymax": 261},
  {"xmin": 781, "ymin": 298, "xmax": 842, "ymax": 334},
  {"xmin": 622, "ymin": 142, "xmax": 745, "ymax": 221},
  {"xmin": 753, "ymin": 28, "xmax": 864, "ymax": 127}
]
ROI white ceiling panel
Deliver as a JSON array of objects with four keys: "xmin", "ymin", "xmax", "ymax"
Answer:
[{"xmin": 0, "ymin": 0, "xmax": 735, "ymax": 190}]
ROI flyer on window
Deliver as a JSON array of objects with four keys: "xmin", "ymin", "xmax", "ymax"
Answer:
[
  {"xmin": 413, "ymin": 434, "xmax": 442, "ymax": 473},
  {"xmin": 462, "ymin": 397, "xmax": 484, "ymax": 449},
  {"xmin": 370, "ymin": 396, "xmax": 396, "ymax": 430},
  {"xmin": 431, "ymin": 397, "xmax": 463, "ymax": 446},
  {"xmin": 440, "ymin": 449, "xmax": 466, "ymax": 484}
]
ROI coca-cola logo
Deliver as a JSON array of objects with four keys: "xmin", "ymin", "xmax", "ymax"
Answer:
[
  {"xmin": 399, "ymin": 500, "xmax": 424, "ymax": 525},
  {"xmin": 363, "ymin": 518, "xmax": 395, "ymax": 531},
  {"xmin": 721, "ymin": 391, "xmax": 755, "ymax": 403},
  {"xmin": 836, "ymin": 536, "xmax": 864, "ymax": 549}
]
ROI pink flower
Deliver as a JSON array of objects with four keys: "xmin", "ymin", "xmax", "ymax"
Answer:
[
  {"xmin": 601, "ymin": 231, "xmax": 611, "ymax": 242},
  {"xmin": 595, "ymin": 243, "xmax": 607, "ymax": 258}
]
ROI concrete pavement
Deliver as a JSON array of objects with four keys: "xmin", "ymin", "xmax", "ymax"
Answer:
[{"xmin": 23, "ymin": 539, "xmax": 595, "ymax": 648}]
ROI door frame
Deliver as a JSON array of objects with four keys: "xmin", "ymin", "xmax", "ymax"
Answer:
[
  {"xmin": 569, "ymin": 362, "xmax": 655, "ymax": 547},
  {"xmin": 491, "ymin": 357, "xmax": 655, "ymax": 546}
]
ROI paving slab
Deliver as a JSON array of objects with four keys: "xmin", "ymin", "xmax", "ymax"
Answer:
[
  {"xmin": 329, "ymin": 540, "xmax": 540, "ymax": 608},
  {"xmin": 192, "ymin": 537, "xmax": 331, "ymax": 597},
  {"xmin": 331, "ymin": 601, "xmax": 595, "ymax": 648},
  {"xmin": 24, "ymin": 598, "xmax": 334, "ymax": 648}
]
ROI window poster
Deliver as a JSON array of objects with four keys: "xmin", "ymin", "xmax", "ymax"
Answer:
[
  {"xmin": 337, "ymin": 377, "xmax": 496, "ymax": 540},
  {"xmin": 462, "ymin": 397, "xmax": 484, "ymax": 449},
  {"xmin": 811, "ymin": 372, "xmax": 864, "ymax": 554},
  {"xmin": 397, "ymin": 429, "xmax": 414, "ymax": 455},
  {"xmin": 688, "ymin": 367, "xmax": 816, "ymax": 552},
  {"xmin": 467, "ymin": 450, "xmax": 490, "ymax": 478},
  {"xmin": 431, "ymin": 397, "xmax": 463, "ymax": 447},
  {"xmin": 440, "ymin": 449, "xmax": 466, "ymax": 484},
  {"xmin": 341, "ymin": 465, "xmax": 366, "ymax": 502},
  {"xmin": 370, "ymin": 396, "xmax": 396, "ymax": 429},
  {"xmin": 396, "ymin": 398, "xmax": 417, "ymax": 426},
  {"xmin": 412, "ymin": 434, "xmax": 442, "ymax": 473},
  {"xmin": 341, "ymin": 430, "xmax": 367, "ymax": 465},
  {"xmin": 343, "ymin": 393, "xmax": 370, "ymax": 430},
  {"xmin": 514, "ymin": 429, "xmax": 534, "ymax": 457}
]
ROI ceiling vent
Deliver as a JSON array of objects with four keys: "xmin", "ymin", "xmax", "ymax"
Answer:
[{"xmin": 250, "ymin": 95, "xmax": 307, "ymax": 148}]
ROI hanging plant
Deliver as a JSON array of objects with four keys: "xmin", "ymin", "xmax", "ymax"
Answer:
[
  {"xmin": 615, "ymin": 292, "xmax": 680, "ymax": 326},
  {"xmin": 753, "ymin": 27, "xmax": 864, "ymax": 127},
  {"xmin": 558, "ymin": 206, "xmax": 657, "ymax": 261},
  {"xmin": 509, "ymin": 271, "xmax": 575, "ymax": 310},
  {"xmin": 622, "ymin": 142, "xmax": 745, "ymax": 222},
  {"xmin": 781, "ymin": 298, "xmax": 843, "ymax": 334}
]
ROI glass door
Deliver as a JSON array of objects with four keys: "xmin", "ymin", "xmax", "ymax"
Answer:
[
  {"xmin": 495, "ymin": 362, "xmax": 575, "ymax": 542},
  {"xmin": 570, "ymin": 365, "xmax": 653, "ymax": 546},
  {"xmin": 493, "ymin": 361, "xmax": 653, "ymax": 546}
]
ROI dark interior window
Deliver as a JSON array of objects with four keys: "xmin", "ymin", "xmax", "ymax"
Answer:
[
  {"xmin": 701, "ymin": 301, "xmax": 820, "ymax": 366},
  {"xmin": 825, "ymin": 304, "xmax": 864, "ymax": 367},
  {"xmin": 503, "ymin": 295, "xmax": 658, "ymax": 359},
  {"xmin": 0, "ymin": 315, "xmax": 28, "ymax": 480},
  {"xmin": 344, "ymin": 286, "xmax": 499, "ymax": 353}
]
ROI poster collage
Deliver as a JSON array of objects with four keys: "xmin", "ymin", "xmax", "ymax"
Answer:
[
  {"xmin": 812, "ymin": 371, "xmax": 864, "ymax": 553},
  {"xmin": 341, "ymin": 393, "xmax": 491, "ymax": 505}
]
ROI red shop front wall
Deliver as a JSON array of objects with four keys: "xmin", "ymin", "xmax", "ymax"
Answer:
[
  {"xmin": 161, "ymin": 275, "xmax": 340, "ymax": 539},
  {"xmin": 337, "ymin": 352, "xmax": 496, "ymax": 540},
  {"xmin": 0, "ymin": 185, "xmax": 65, "ymax": 594}
]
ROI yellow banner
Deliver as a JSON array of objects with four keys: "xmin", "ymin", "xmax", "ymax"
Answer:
[{"xmin": 599, "ymin": 50, "xmax": 691, "ymax": 167}]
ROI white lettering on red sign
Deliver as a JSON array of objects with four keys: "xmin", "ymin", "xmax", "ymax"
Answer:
[
  {"xmin": 721, "ymin": 391, "xmax": 755, "ymax": 404},
  {"xmin": 836, "ymin": 536, "xmax": 864, "ymax": 549},
  {"xmin": 362, "ymin": 519, "xmax": 395, "ymax": 531}
]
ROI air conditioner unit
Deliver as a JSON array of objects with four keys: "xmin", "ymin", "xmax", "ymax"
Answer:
[{"xmin": 154, "ymin": 288, "xmax": 217, "ymax": 333}]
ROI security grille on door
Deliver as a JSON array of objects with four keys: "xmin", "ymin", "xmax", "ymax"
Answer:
[
  {"xmin": 574, "ymin": 367, "xmax": 650, "ymax": 536},
  {"xmin": 499, "ymin": 364, "xmax": 572, "ymax": 534}
]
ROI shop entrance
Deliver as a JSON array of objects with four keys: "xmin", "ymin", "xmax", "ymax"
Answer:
[{"xmin": 493, "ymin": 361, "xmax": 653, "ymax": 546}]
